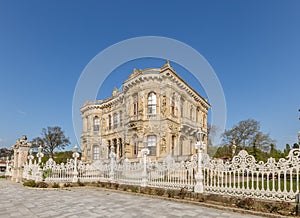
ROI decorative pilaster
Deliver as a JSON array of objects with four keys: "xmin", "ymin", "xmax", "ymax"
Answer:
[
  {"xmin": 141, "ymin": 147, "xmax": 149, "ymax": 187},
  {"xmin": 109, "ymin": 145, "xmax": 116, "ymax": 182},
  {"xmin": 36, "ymin": 145, "xmax": 44, "ymax": 164},
  {"xmin": 194, "ymin": 131, "xmax": 206, "ymax": 193},
  {"xmin": 72, "ymin": 145, "xmax": 80, "ymax": 183},
  {"xmin": 28, "ymin": 149, "xmax": 34, "ymax": 166}
]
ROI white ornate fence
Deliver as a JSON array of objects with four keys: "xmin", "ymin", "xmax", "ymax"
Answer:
[
  {"xmin": 203, "ymin": 149, "xmax": 300, "ymax": 202},
  {"xmin": 17, "ymin": 146, "xmax": 198, "ymax": 191},
  {"xmin": 6, "ymin": 146, "xmax": 300, "ymax": 202}
]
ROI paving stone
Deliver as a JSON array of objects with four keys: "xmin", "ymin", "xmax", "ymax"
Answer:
[{"xmin": 0, "ymin": 179, "xmax": 263, "ymax": 218}]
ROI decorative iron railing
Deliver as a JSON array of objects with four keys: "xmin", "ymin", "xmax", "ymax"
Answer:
[
  {"xmin": 7, "ymin": 147, "xmax": 300, "ymax": 202},
  {"xmin": 203, "ymin": 149, "xmax": 300, "ymax": 202}
]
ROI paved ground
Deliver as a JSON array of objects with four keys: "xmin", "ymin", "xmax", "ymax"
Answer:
[{"xmin": 0, "ymin": 179, "xmax": 264, "ymax": 218}]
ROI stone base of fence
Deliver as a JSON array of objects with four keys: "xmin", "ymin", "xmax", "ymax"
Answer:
[
  {"xmin": 19, "ymin": 179, "xmax": 297, "ymax": 217},
  {"xmin": 84, "ymin": 181, "xmax": 298, "ymax": 217}
]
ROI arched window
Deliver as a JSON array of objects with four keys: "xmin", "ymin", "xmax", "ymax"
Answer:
[
  {"xmin": 93, "ymin": 116, "xmax": 100, "ymax": 131},
  {"xmin": 147, "ymin": 135, "xmax": 156, "ymax": 156},
  {"xmin": 93, "ymin": 145, "xmax": 100, "ymax": 160},
  {"xmin": 147, "ymin": 92, "xmax": 156, "ymax": 115},
  {"xmin": 113, "ymin": 113, "xmax": 118, "ymax": 128}
]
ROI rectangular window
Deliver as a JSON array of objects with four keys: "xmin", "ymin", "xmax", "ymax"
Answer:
[
  {"xmin": 171, "ymin": 95, "xmax": 175, "ymax": 116},
  {"xmin": 113, "ymin": 113, "xmax": 118, "ymax": 128},
  {"xmin": 190, "ymin": 107, "xmax": 193, "ymax": 120},
  {"xmin": 147, "ymin": 135, "xmax": 156, "ymax": 156},
  {"xmin": 119, "ymin": 111, "xmax": 123, "ymax": 126},
  {"xmin": 134, "ymin": 136, "xmax": 138, "ymax": 156},
  {"xmin": 180, "ymin": 100, "xmax": 184, "ymax": 118},
  {"xmin": 108, "ymin": 115, "xmax": 112, "ymax": 130},
  {"xmin": 133, "ymin": 94, "xmax": 138, "ymax": 115},
  {"xmin": 93, "ymin": 117, "xmax": 100, "ymax": 131},
  {"xmin": 93, "ymin": 146, "xmax": 99, "ymax": 160},
  {"xmin": 172, "ymin": 135, "xmax": 175, "ymax": 156}
]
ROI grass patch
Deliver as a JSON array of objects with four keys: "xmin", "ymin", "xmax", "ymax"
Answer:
[{"xmin": 23, "ymin": 180, "xmax": 37, "ymax": 187}]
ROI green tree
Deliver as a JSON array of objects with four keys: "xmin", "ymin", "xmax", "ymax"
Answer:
[
  {"xmin": 53, "ymin": 151, "xmax": 74, "ymax": 164},
  {"xmin": 293, "ymin": 143, "xmax": 299, "ymax": 149},
  {"xmin": 223, "ymin": 119, "xmax": 273, "ymax": 151},
  {"xmin": 213, "ymin": 145, "xmax": 232, "ymax": 159},
  {"xmin": 284, "ymin": 144, "xmax": 291, "ymax": 156},
  {"xmin": 269, "ymin": 143, "xmax": 284, "ymax": 161},
  {"xmin": 32, "ymin": 126, "xmax": 71, "ymax": 157}
]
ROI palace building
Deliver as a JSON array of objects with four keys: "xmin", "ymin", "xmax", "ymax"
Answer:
[{"xmin": 80, "ymin": 61, "xmax": 210, "ymax": 162}]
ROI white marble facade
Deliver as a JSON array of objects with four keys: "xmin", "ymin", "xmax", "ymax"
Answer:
[{"xmin": 80, "ymin": 61, "xmax": 210, "ymax": 162}]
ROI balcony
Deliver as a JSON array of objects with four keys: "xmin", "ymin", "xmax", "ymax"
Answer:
[{"xmin": 181, "ymin": 117, "xmax": 200, "ymax": 129}]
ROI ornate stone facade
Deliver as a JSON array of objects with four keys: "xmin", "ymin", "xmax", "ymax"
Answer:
[
  {"xmin": 80, "ymin": 61, "xmax": 210, "ymax": 162},
  {"xmin": 11, "ymin": 135, "xmax": 32, "ymax": 182}
]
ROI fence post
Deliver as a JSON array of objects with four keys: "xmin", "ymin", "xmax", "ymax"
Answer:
[
  {"xmin": 26, "ymin": 149, "xmax": 34, "ymax": 180},
  {"xmin": 36, "ymin": 145, "xmax": 44, "ymax": 164},
  {"xmin": 194, "ymin": 131, "xmax": 206, "ymax": 193},
  {"xmin": 72, "ymin": 145, "xmax": 80, "ymax": 183},
  {"xmin": 141, "ymin": 147, "xmax": 149, "ymax": 187},
  {"xmin": 28, "ymin": 149, "xmax": 34, "ymax": 166},
  {"xmin": 35, "ymin": 146, "xmax": 44, "ymax": 182},
  {"xmin": 109, "ymin": 146, "xmax": 116, "ymax": 182}
]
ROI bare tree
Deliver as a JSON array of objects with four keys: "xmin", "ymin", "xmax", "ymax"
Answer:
[
  {"xmin": 32, "ymin": 126, "xmax": 70, "ymax": 157},
  {"xmin": 252, "ymin": 131, "xmax": 274, "ymax": 152}
]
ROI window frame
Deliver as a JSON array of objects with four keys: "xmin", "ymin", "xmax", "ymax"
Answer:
[
  {"xmin": 93, "ymin": 116, "xmax": 100, "ymax": 131},
  {"xmin": 147, "ymin": 135, "xmax": 156, "ymax": 156},
  {"xmin": 93, "ymin": 145, "xmax": 100, "ymax": 160},
  {"xmin": 147, "ymin": 92, "xmax": 157, "ymax": 115},
  {"xmin": 113, "ymin": 113, "xmax": 118, "ymax": 128}
]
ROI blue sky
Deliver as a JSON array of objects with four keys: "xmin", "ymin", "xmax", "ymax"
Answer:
[{"xmin": 0, "ymin": 0, "xmax": 299, "ymax": 150}]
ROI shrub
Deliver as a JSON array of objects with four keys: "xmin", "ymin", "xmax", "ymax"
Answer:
[
  {"xmin": 130, "ymin": 186, "xmax": 138, "ymax": 193},
  {"xmin": 112, "ymin": 183, "xmax": 119, "ymax": 190},
  {"xmin": 99, "ymin": 181, "xmax": 105, "ymax": 187},
  {"xmin": 42, "ymin": 169, "xmax": 51, "ymax": 180},
  {"xmin": 52, "ymin": 183, "xmax": 59, "ymax": 188},
  {"xmin": 0, "ymin": 175, "xmax": 6, "ymax": 179},
  {"xmin": 154, "ymin": 188, "xmax": 165, "ymax": 196},
  {"xmin": 236, "ymin": 198, "xmax": 255, "ymax": 210},
  {"xmin": 166, "ymin": 189, "xmax": 176, "ymax": 198},
  {"xmin": 179, "ymin": 188, "xmax": 188, "ymax": 199},
  {"xmin": 64, "ymin": 182, "xmax": 73, "ymax": 187},
  {"xmin": 23, "ymin": 180, "xmax": 37, "ymax": 187},
  {"xmin": 77, "ymin": 180, "xmax": 85, "ymax": 187},
  {"xmin": 37, "ymin": 182, "xmax": 49, "ymax": 188}
]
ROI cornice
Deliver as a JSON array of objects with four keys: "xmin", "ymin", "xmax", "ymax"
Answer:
[
  {"xmin": 81, "ymin": 94, "xmax": 124, "ymax": 114},
  {"xmin": 160, "ymin": 68, "xmax": 210, "ymax": 110},
  {"xmin": 81, "ymin": 63, "xmax": 211, "ymax": 114}
]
